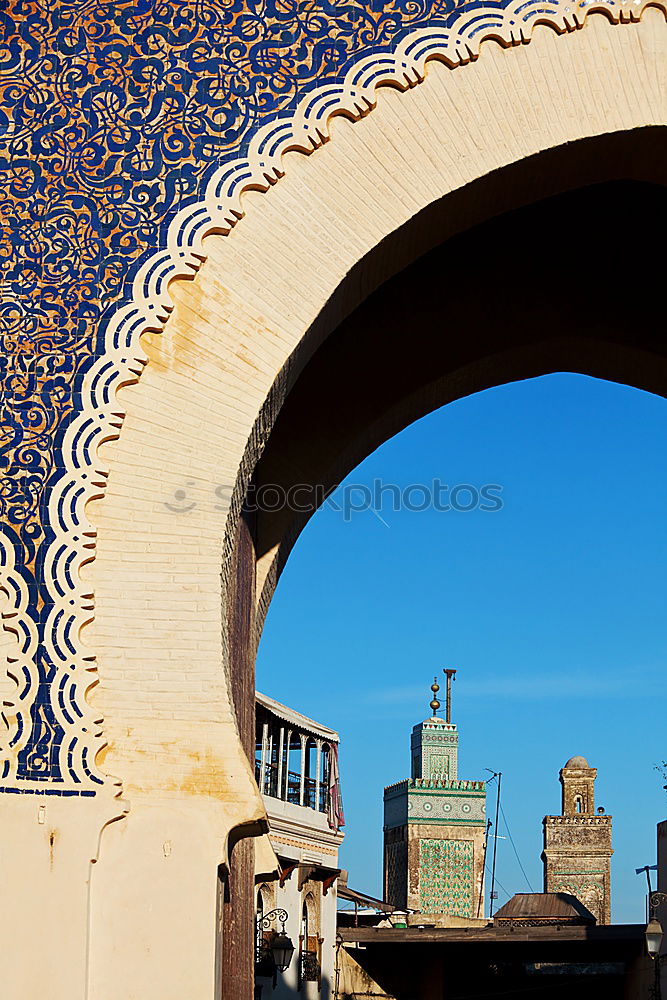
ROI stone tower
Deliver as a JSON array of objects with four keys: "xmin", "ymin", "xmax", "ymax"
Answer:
[
  {"xmin": 542, "ymin": 756, "xmax": 613, "ymax": 924},
  {"xmin": 383, "ymin": 673, "xmax": 486, "ymax": 918}
]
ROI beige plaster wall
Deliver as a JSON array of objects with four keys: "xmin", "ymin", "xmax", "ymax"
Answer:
[{"xmin": 338, "ymin": 946, "xmax": 397, "ymax": 999}]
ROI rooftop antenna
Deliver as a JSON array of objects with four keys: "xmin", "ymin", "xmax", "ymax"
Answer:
[
  {"xmin": 485, "ymin": 768, "xmax": 503, "ymax": 918},
  {"xmin": 429, "ymin": 677, "xmax": 441, "ymax": 717},
  {"xmin": 477, "ymin": 819, "xmax": 492, "ymax": 918},
  {"xmin": 636, "ymin": 864, "xmax": 658, "ymax": 895},
  {"xmin": 443, "ymin": 668, "xmax": 457, "ymax": 723},
  {"xmin": 636, "ymin": 865, "xmax": 658, "ymax": 921}
]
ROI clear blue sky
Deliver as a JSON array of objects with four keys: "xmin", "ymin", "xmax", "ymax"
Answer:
[{"xmin": 256, "ymin": 374, "xmax": 667, "ymax": 924}]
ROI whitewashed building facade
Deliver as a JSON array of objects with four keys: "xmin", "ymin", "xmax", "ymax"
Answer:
[{"xmin": 254, "ymin": 694, "xmax": 345, "ymax": 1000}]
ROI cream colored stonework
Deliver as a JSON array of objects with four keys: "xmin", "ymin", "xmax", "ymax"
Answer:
[{"xmin": 1, "ymin": 11, "xmax": 665, "ymax": 999}]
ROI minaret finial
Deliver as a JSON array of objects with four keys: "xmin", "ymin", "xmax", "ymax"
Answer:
[
  {"xmin": 443, "ymin": 668, "xmax": 457, "ymax": 723},
  {"xmin": 429, "ymin": 676, "xmax": 440, "ymax": 716}
]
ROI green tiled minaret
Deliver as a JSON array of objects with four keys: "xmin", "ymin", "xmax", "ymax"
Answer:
[{"xmin": 383, "ymin": 672, "xmax": 487, "ymax": 918}]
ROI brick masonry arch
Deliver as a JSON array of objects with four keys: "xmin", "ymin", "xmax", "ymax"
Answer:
[{"xmin": 0, "ymin": 5, "xmax": 665, "ymax": 998}]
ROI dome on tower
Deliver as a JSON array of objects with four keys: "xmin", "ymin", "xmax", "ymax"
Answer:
[{"xmin": 564, "ymin": 755, "xmax": 589, "ymax": 768}]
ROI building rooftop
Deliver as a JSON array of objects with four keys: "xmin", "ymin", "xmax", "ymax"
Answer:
[
  {"xmin": 493, "ymin": 893, "xmax": 596, "ymax": 925},
  {"xmin": 256, "ymin": 690, "xmax": 339, "ymax": 741},
  {"xmin": 339, "ymin": 923, "xmax": 643, "ymax": 945}
]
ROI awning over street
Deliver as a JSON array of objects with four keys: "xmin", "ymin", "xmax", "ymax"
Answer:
[{"xmin": 338, "ymin": 886, "xmax": 397, "ymax": 913}]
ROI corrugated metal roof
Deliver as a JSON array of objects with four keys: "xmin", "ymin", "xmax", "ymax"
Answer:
[{"xmin": 493, "ymin": 893, "xmax": 596, "ymax": 923}]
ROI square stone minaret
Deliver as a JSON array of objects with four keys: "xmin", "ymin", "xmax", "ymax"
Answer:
[
  {"xmin": 383, "ymin": 674, "xmax": 486, "ymax": 917},
  {"xmin": 542, "ymin": 755, "xmax": 613, "ymax": 924}
]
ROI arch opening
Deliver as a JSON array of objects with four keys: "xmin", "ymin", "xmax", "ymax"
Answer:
[
  {"xmin": 246, "ymin": 164, "xmax": 667, "ymax": 944},
  {"xmin": 251, "ymin": 174, "xmax": 667, "ymax": 634}
]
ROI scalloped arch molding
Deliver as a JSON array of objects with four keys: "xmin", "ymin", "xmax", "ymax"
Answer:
[{"xmin": 1, "ymin": 0, "xmax": 666, "ymax": 801}]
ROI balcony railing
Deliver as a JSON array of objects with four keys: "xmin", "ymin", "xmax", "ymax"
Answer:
[
  {"xmin": 255, "ymin": 760, "xmax": 329, "ymax": 814},
  {"xmin": 300, "ymin": 950, "xmax": 320, "ymax": 984}
]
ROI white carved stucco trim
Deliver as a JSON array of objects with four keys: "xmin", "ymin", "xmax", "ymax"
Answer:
[{"xmin": 0, "ymin": 533, "xmax": 38, "ymax": 770}]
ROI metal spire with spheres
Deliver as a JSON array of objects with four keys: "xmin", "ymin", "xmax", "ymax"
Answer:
[
  {"xmin": 427, "ymin": 669, "xmax": 457, "ymax": 720},
  {"xmin": 429, "ymin": 677, "xmax": 440, "ymax": 716}
]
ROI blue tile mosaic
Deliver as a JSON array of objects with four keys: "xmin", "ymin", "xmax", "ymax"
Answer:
[{"xmin": 0, "ymin": 0, "xmax": 474, "ymax": 792}]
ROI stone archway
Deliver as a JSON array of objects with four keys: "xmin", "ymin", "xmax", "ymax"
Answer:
[
  {"xmin": 250, "ymin": 174, "xmax": 667, "ymax": 631},
  {"xmin": 1, "ymin": 6, "xmax": 665, "ymax": 999}
]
